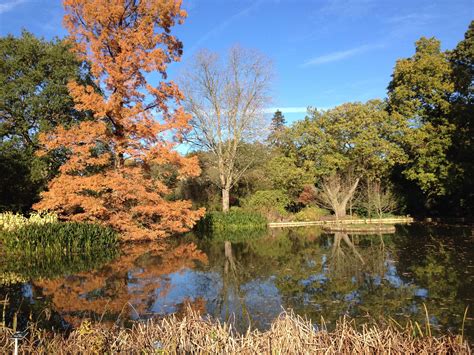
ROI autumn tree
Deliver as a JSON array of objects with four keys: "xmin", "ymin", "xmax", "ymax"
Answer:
[
  {"xmin": 34, "ymin": 0, "xmax": 204, "ymax": 240},
  {"xmin": 180, "ymin": 46, "xmax": 273, "ymax": 212}
]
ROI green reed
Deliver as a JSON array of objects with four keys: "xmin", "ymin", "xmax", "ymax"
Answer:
[
  {"xmin": 0, "ymin": 221, "xmax": 118, "ymax": 255},
  {"xmin": 196, "ymin": 209, "xmax": 267, "ymax": 239}
]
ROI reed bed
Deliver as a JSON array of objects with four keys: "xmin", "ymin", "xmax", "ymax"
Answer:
[
  {"xmin": 0, "ymin": 221, "xmax": 118, "ymax": 254},
  {"xmin": 0, "ymin": 310, "xmax": 470, "ymax": 354}
]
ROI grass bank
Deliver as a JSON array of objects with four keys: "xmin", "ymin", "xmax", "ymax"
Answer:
[{"xmin": 0, "ymin": 310, "xmax": 470, "ymax": 354}]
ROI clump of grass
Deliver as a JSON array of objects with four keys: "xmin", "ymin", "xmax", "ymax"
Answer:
[
  {"xmin": 0, "ymin": 221, "xmax": 118, "ymax": 255},
  {"xmin": 0, "ymin": 310, "xmax": 470, "ymax": 353},
  {"xmin": 197, "ymin": 209, "xmax": 267, "ymax": 239}
]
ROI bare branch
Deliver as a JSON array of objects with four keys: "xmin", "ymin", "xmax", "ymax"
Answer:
[{"xmin": 180, "ymin": 46, "xmax": 273, "ymax": 211}]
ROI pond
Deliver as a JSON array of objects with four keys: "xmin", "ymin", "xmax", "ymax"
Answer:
[{"xmin": 1, "ymin": 224, "xmax": 473, "ymax": 341}]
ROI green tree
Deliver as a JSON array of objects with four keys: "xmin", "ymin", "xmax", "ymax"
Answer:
[
  {"xmin": 242, "ymin": 189, "xmax": 290, "ymax": 220},
  {"xmin": 0, "ymin": 30, "xmax": 93, "ymax": 211},
  {"xmin": 447, "ymin": 21, "xmax": 474, "ymax": 215},
  {"xmin": 266, "ymin": 155, "xmax": 314, "ymax": 200},
  {"xmin": 288, "ymin": 100, "xmax": 405, "ymax": 218},
  {"xmin": 387, "ymin": 37, "xmax": 454, "ymax": 199}
]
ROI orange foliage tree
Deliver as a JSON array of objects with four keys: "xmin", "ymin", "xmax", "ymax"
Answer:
[{"xmin": 34, "ymin": 0, "xmax": 204, "ymax": 240}]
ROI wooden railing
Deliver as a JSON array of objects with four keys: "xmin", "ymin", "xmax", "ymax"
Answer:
[{"xmin": 268, "ymin": 217, "xmax": 413, "ymax": 228}]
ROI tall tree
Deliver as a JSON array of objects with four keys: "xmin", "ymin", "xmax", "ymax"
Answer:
[
  {"xmin": 447, "ymin": 21, "xmax": 474, "ymax": 215},
  {"xmin": 387, "ymin": 37, "xmax": 454, "ymax": 200},
  {"xmin": 34, "ymin": 0, "xmax": 204, "ymax": 240},
  {"xmin": 180, "ymin": 46, "xmax": 273, "ymax": 212},
  {"xmin": 288, "ymin": 100, "xmax": 405, "ymax": 218},
  {"xmin": 267, "ymin": 109, "xmax": 286, "ymax": 147},
  {"xmin": 0, "ymin": 31, "xmax": 93, "ymax": 212}
]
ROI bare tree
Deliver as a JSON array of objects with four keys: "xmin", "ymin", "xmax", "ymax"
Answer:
[
  {"xmin": 180, "ymin": 46, "xmax": 272, "ymax": 212},
  {"xmin": 368, "ymin": 180, "xmax": 398, "ymax": 218},
  {"xmin": 317, "ymin": 173, "xmax": 360, "ymax": 219}
]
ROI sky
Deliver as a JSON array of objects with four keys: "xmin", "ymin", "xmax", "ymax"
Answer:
[{"xmin": 0, "ymin": 0, "xmax": 472, "ymax": 123}]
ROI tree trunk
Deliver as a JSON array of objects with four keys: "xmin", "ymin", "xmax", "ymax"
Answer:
[
  {"xmin": 222, "ymin": 187, "xmax": 230, "ymax": 212},
  {"xmin": 323, "ymin": 176, "xmax": 359, "ymax": 219},
  {"xmin": 367, "ymin": 177, "xmax": 372, "ymax": 219},
  {"xmin": 335, "ymin": 205, "xmax": 347, "ymax": 219}
]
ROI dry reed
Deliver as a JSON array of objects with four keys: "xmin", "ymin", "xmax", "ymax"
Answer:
[{"xmin": 0, "ymin": 310, "xmax": 470, "ymax": 354}]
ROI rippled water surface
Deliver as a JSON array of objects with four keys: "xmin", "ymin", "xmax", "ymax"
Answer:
[{"xmin": 1, "ymin": 224, "xmax": 473, "ymax": 339}]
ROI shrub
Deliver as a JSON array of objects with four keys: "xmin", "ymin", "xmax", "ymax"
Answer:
[
  {"xmin": 242, "ymin": 190, "xmax": 290, "ymax": 220},
  {"xmin": 0, "ymin": 221, "xmax": 118, "ymax": 254},
  {"xmin": 293, "ymin": 206, "xmax": 330, "ymax": 221},
  {"xmin": 197, "ymin": 209, "xmax": 267, "ymax": 240}
]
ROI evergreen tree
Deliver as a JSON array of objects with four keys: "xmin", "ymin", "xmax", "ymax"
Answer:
[{"xmin": 267, "ymin": 109, "xmax": 287, "ymax": 147}]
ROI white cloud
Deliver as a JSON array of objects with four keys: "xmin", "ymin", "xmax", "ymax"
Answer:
[
  {"xmin": 265, "ymin": 106, "xmax": 334, "ymax": 114},
  {"xmin": 302, "ymin": 43, "xmax": 384, "ymax": 67},
  {"xmin": 265, "ymin": 107, "xmax": 308, "ymax": 114},
  {"xmin": 385, "ymin": 13, "xmax": 436, "ymax": 24},
  {"xmin": 0, "ymin": 0, "xmax": 26, "ymax": 15}
]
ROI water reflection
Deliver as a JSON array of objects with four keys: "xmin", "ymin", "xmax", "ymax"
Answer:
[
  {"xmin": 33, "ymin": 243, "xmax": 207, "ymax": 326},
  {"xmin": 0, "ymin": 224, "xmax": 472, "ymax": 340}
]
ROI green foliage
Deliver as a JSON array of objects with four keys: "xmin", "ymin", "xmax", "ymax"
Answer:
[
  {"xmin": 266, "ymin": 156, "xmax": 314, "ymax": 198},
  {"xmin": 242, "ymin": 190, "xmax": 290, "ymax": 219},
  {"xmin": 197, "ymin": 209, "xmax": 267, "ymax": 240},
  {"xmin": 446, "ymin": 21, "xmax": 474, "ymax": 215},
  {"xmin": 178, "ymin": 143, "xmax": 274, "ymax": 210},
  {"xmin": 0, "ymin": 30, "xmax": 94, "ymax": 212},
  {"xmin": 291, "ymin": 100, "xmax": 406, "ymax": 180},
  {"xmin": 387, "ymin": 37, "xmax": 454, "ymax": 197},
  {"xmin": 293, "ymin": 206, "xmax": 330, "ymax": 221},
  {"xmin": 0, "ymin": 221, "xmax": 118, "ymax": 254}
]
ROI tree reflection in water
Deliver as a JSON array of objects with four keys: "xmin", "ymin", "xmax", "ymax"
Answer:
[{"xmin": 32, "ymin": 242, "xmax": 208, "ymax": 326}]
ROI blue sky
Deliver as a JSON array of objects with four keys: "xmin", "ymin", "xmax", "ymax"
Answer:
[{"xmin": 0, "ymin": 0, "xmax": 472, "ymax": 123}]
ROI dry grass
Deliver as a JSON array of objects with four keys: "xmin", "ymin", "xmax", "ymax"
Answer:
[{"xmin": 0, "ymin": 310, "xmax": 471, "ymax": 354}]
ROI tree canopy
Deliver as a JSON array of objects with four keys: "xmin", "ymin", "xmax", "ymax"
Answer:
[
  {"xmin": 281, "ymin": 100, "xmax": 406, "ymax": 217},
  {"xmin": 0, "ymin": 30, "xmax": 93, "ymax": 212},
  {"xmin": 34, "ymin": 0, "xmax": 204, "ymax": 240}
]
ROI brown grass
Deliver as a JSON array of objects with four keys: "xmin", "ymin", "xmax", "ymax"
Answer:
[{"xmin": 0, "ymin": 310, "xmax": 471, "ymax": 354}]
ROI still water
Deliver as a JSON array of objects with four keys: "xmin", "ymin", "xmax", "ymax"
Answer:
[{"xmin": 1, "ymin": 224, "xmax": 473, "ymax": 339}]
